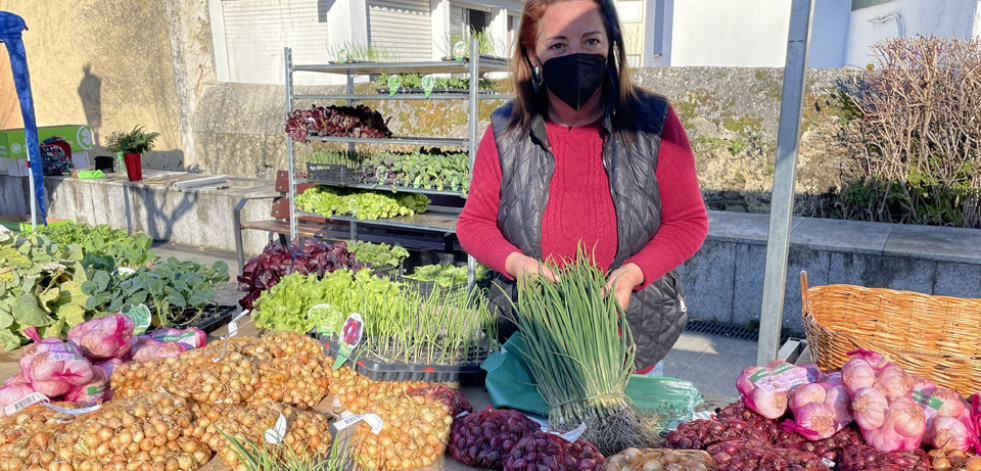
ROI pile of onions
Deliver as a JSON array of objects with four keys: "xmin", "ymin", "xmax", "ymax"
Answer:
[
  {"xmin": 407, "ymin": 383, "xmax": 473, "ymax": 417},
  {"xmin": 53, "ymin": 391, "xmax": 211, "ymax": 470},
  {"xmin": 909, "ymin": 375, "xmax": 978, "ymax": 453},
  {"xmin": 705, "ymin": 439, "xmax": 825, "ymax": 471},
  {"xmin": 736, "ymin": 360, "xmax": 822, "ymax": 419},
  {"xmin": 0, "ymin": 402, "xmax": 80, "ymax": 448},
  {"xmin": 926, "ymin": 449, "xmax": 981, "ymax": 471},
  {"xmin": 842, "ymin": 350, "xmax": 926, "ymax": 452},
  {"xmin": 773, "ymin": 423, "xmax": 864, "ymax": 462},
  {"xmin": 67, "ymin": 314, "xmax": 135, "ymax": 360},
  {"xmin": 714, "ymin": 402, "xmax": 784, "ymax": 441},
  {"xmin": 350, "ymin": 392, "xmax": 453, "ymax": 470},
  {"xmin": 836, "ymin": 443, "xmax": 930, "ymax": 471},
  {"xmin": 503, "ymin": 430, "xmax": 604, "ymax": 471},
  {"xmin": 189, "ymin": 400, "xmax": 331, "ymax": 469},
  {"xmin": 784, "ymin": 376, "xmax": 853, "ymax": 441},
  {"xmin": 113, "ymin": 332, "xmax": 331, "ymax": 410},
  {"xmin": 663, "ymin": 418, "xmax": 766, "ymax": 450},
  {"xmin": 449, "ymin": 409, "xmax": 540, "ymax": 469},
  {"xmin": 0, "ymin": 405, "xmax": 75, "ymax": 471},
  {"xmin": 603, "ymin": 447, "xmax": 715, "ymax": 471}
]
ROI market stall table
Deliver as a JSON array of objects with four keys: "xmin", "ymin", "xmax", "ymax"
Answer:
[{"xmin": 0, "ymin": 316, "xmax": 492, "ymax": 471}]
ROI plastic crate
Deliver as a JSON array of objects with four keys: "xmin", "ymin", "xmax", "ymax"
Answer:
[
  {"xmin": 145, "ymin": 304, "xmax": 235, "ymax": 335},
  {"xmin": 306, "ymin": 162, "xmax": 360, "ymax": 185},
  {"xmin": 396, "ymin": 275, "xmax": 467, "ymax": 300},
  {"xmin": 320, "ymin": 335, "xmax": 488, "ymax": 383}
]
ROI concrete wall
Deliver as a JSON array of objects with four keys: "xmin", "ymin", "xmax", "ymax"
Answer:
[
  {"xmin": 844, "ymin": 0, "xmax": 981, "ymax": 67},
  {"xmin": 0, "ymin": 0, "xmax": 186, "ymax": 170}
]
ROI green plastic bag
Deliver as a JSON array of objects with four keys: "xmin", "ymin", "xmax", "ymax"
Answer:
[{"xmin": 482, "ymin": 332, "xmax": 704, "ymax": 427}]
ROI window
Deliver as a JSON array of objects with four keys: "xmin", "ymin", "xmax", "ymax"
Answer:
[{"xmin": 212, "ymin": 0, "xmax": 331, "ymax": 85}]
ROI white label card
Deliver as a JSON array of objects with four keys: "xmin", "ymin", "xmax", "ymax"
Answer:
[
  {"xmin": 3, "ymin": 392, "xmax": 48, "ymax": 416},
  {"xmin": 264, "ymin": 413, "xmax": 288, "ymax": 444},
  {"xmin": 334, "ymin": 413, "xmax": 384, "ymax": 435},
  {"xmin": 227, "ymin": 310, "xmax": 249, "ymax": 338},
  {"xmin": 555, "ymin": 423, "xmax": 587, "ymax": 443}
]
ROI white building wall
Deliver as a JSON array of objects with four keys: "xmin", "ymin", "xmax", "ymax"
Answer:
[{"xmin": 844, "ymin": 0, "xmax": 981, "ymax": 68}]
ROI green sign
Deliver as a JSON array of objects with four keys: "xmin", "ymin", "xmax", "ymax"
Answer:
[
  {"xmin": 337, "ymin": 47, "xmax": 349, "ymax": 64},
  {"xmin": 0, "ymin": 125, "xmax": 93, "ymax": 159},
  {"xmin": 453, "ymin": 41, "xmax": 468, "ymax": 61},
  {"xmin": 387, "ymin": 75, "xmax": 402, "ymax": 96}
]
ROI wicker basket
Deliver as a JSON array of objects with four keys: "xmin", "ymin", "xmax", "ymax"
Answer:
[{"xmin": 800, "ymin": 271, "xmax": 981, "ymax": 396}]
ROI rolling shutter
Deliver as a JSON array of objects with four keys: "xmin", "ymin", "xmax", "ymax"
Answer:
[
  {"xmin": 367, "ymin": 0, "xmax": 433, "ymax": 62},
  {"xmin": 221, "ymin": 0, "xmax": 330, "ymax": 85}
]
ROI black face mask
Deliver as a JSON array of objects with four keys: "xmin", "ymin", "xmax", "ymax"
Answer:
[{"xmin": 540, "ymin": 53, "xmax": 607, "ymax": 111}]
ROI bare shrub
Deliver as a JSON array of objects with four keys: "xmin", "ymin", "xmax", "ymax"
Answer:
[{"xmin": 838, "ymin": 35, "xmax": 981, "ymax": 227}]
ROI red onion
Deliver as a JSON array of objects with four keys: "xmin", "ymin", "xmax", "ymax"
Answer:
[
  {"xmin": 664, "ymin": 418, "xmax": 767, "ymax": 449},
  {"xmin": 503, "ymin": 430, "xmax": 603, "ymax": 471},
  {"xmin": 836, "ymin": 443, "xmax": 930, "ymax": 471},
  {"xmin": 450, "ymin": 409, "xmax": 539, "ymax": 469},
  {"xmin": 706, "ymin": 439, "xmax": 825, "ymax": 470}
]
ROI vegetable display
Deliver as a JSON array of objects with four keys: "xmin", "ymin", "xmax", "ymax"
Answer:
[
  {"xmin": 511, "ymin": 248, "xmax": 660, "ymax": 455},
  {"xmin": 362, "ymin": 147, "xmax": 471, "ymax": 192},
  {"xmin": 236, "ymin": 239, "xmax": 364, "ymax": 311},
  {"xmin": 0, "ymin": 232, "xmax": 90, "ymax": 350},
  {"xmin": 784, "ymin": 372, "xmax": 853, "ymax": 441},
  {"xmin": 375, "ymin": 73, "xmax": 495, "ymax": 92},
  {"xmin": 603, "ymin": 447, "xmax": 716, "ymax": 471},
  {"xmin": 842, "ymin": 350, "xmax": 926, "ymax": 452},
  {"xmin": 285, "ymin": 104, "xmax": 392, "ymax": 142},
  {"xmin": 503, "ymin": 430, "xmax": 605, "ymax": 471},
  {"xmin": 735, "ymin": 360, "xmax": 822, "ymax": 419},
  {"xmin": 346, "ymin": 240, "xmax": 409, "ymax": 270},
  {"xmin": 706, "ymin": 439, "xmax": 825, "ymax": 470},
  {"xmin": 295, "ymin": 186, "xmax": 430, "ymax": 221},
  {"xmin": 449, "ymin": 409, "xmax": 540, "ymax": 469}
]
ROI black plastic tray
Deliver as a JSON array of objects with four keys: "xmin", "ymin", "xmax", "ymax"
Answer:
[
  {"xmin": 307, "ymin": 162, "xmax": 361, "ymax": 185},
  {"xmin": 145, "ymin": 304, "xmax": 235, "ymax": 335},
  {"xmin": 319, "ymin": 335, "xmax": 486, "ymax": 383},
  {"xmin": 396, "ymin": 275, "xmax": 467, "ymax": 299}
]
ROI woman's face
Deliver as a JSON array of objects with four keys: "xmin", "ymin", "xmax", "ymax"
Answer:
[{"xmin": 530, "ymin": 0, "xmax": 609, "ymax": 68}]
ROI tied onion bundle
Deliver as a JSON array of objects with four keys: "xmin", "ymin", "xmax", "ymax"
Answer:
[{"xmin": 511, "ymin": 248, "xmax": 660, "ymax": 456}]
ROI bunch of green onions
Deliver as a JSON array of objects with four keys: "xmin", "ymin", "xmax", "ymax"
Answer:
[{"xmin": 512, "ymin": 246, "xmax": 659, "ymax": 455}]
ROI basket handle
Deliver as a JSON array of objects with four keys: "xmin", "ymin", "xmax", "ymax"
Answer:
[{"xmin": 800, "ymin": 271, "xmax": 809, "ymax": 309}]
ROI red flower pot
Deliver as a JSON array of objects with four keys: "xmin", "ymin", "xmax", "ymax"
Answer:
[{"xmin": 123, "ymin": 153, "xmax": 142, "ymax": 182}]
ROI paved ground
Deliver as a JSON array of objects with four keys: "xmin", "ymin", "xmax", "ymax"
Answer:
[{"xmin": 151, "ymin": 239, "xmax": 752, "ymax": 411}]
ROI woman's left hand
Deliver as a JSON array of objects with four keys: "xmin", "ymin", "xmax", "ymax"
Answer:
[{"xmin": 603, "ymin": 263, "xmax": 644, "ymax": 311}]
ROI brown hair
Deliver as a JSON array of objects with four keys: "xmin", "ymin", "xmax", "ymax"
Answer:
[{"xmin": 506, "ymin": 0, "xmax": 640, "ymax": 133}]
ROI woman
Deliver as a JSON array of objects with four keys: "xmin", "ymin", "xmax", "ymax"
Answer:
[{"xmin": 456, "ymin": 0, "xmax": 708, "ymax": 372}]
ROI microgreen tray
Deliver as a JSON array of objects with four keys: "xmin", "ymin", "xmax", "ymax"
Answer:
[
  {"xmin": 306, "ymin": 162, "xmax": 361, "ymax": 185},
  {"xmin": 145, "ymin": 304, "xmax": 235, "ymax": 335},
  {"xmin": 319, "ymin": 335, "xmax": 487, "ymax": 383}
]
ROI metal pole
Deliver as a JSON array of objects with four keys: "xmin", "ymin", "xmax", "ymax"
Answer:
[
  {"xmin": 285, "ymin": 47, "xmax": 297, "ymax": 241},
  {"xmin": 756, "ymin": 0, "xmax": 814, "ymax": 366},
  {"xmin": 466, "ymin": 38, "xmax": 480, "ymax": 294}
]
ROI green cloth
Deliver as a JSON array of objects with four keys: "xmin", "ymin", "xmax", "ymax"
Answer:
[
  {"xmin": 76, "ymin": 170, "xmax": 105, "ymax": 179},
  {"xmin": 482, "ymin": 332, "xmax": 704, "ymax": 427}
]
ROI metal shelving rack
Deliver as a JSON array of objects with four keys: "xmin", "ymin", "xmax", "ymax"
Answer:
[{"xmin": 283, "ymin": 39, "xmax": 509, "ymax": 290}]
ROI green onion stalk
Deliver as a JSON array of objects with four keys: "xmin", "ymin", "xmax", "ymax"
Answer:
[{"xmin": 511, "ymin": 245, "xmax": 660, "ymax": 455}]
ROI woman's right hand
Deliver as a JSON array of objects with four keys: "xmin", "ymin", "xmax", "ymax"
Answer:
[{"xmin": 505, "ymin": 252, "xmax": 560, "ymax": 283}]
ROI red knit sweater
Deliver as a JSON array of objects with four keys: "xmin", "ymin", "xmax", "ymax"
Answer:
[{"xmin": 457, "ymin": 106, "xmax": 708, "ymax": 290}]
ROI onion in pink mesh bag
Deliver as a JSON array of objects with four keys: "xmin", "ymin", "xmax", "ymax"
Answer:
[
  {"xmin": 131, "ymin": 337, "xmax": 187, "ymax": 362},
  {"xmin": 67, "ymin": 314, "xmax": 135, "ymax": 360},
  {"xmin": 19, "ymin": 338, "xmax": 93, "ymax": 397},
  {"xmin": 65, "ymin": 365, "xmax": 110, "ymax": 405},
  {"xmin": 149, "ymin": 327, "xmax": 207, "ymax": 349}
]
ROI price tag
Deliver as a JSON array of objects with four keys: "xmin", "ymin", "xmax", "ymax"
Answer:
[
  {"xmin": 453, "ymin": 40, "xmax": 467, "ymax": 61},
  {"xmin": 122, "ymin": 304, "xmax": 152, "ymax": 335},
  {"xmin": 334, "ymin": 413, "xmax": 384, "ymax": 435},
  {"xmin": 455, "ymin": 410, "xmax": 469, "ymax": 419},
  {"xmin": 112, "ymin": 267, "xmax": 137, "ymax": 278},
  {"xmin": 264, "ymin": 412, "xmax": 288, "ymax": 444},
  {"xmin": 3, "ymin": 392, "xmax": 48, "ymax": 416},
  {"xmin": 49, "ymin": 351, "xmax": 83, "ymax": 362},
  {"xmin": 43, "ymin": 402, "xmax": 101, "ymax": 417},
  {"xmin": 333, "ymin": 313, "xmax": 364, "ymax": 370},
  {"xmin": 388, "ymin": 75, "xmax": 401, "ymax": 96},
  {"xmin": 421, "ymin": 74, "xmax": 436, "ymax": 98},
  {"xmin": 227, "ymin": 310, "xmax": 249, "ymax": 338},
  {"xmin": 555, "ymin": 423, "xmax": 587, "ymax": 443},
  {"xmin": 821, "ymin": 457, "xmax": 835, "ymax": 468}
]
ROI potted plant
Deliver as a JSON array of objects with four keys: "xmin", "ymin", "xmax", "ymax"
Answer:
[{"xmin": 106, "ymin": 125, "xmax": 159, "ymax": 182}]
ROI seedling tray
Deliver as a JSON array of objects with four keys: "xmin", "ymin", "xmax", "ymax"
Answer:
[
  {"xmin": 145, "ymin": 304, "xmax": 235, "ymax": 335},
  {"xmin": 306, "ymin": 162, "xmax": 361, "ymax": 185},
  {"xmin": 320, "ymin": 335, "xmax": 487, "ymax": 383},
  {"xmin": 396, "ymin": 275, "xmax": 467, "ymax": 300}
]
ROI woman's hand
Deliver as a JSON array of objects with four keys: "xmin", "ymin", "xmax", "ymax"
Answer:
[
  {"xmin": 505, "ymin": 252, "xmax": 560, "ymax": 283},
  {"xmin": 603, "ymin": 263, "xmax": 644, "ymax": 311}
]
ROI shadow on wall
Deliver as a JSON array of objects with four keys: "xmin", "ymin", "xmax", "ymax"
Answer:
[{"xmin": 78, "ymin": 63, "xmax": 102, "ymax": 145}]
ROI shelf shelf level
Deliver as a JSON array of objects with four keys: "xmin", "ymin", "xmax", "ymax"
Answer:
[
  {"xmin": 303, "ymin": 136, "xmax": 468, "ymax": 147},
  {"xmin": 291, "ymin": 59, "xmax": 509, "ymax": 76},
  {"xmin": 297, "ymin": 211, "xmax": 459, "ymax": 233},
  {"xmin": 292, "ymin": 93, "xmax": 513, "ymax": 101}
]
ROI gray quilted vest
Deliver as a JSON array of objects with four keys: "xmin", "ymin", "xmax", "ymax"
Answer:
[{"xmin": 487, "ymin": 90, "xmax": 688, "ymax": 368}]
